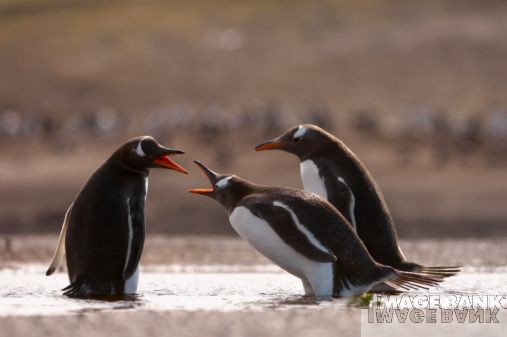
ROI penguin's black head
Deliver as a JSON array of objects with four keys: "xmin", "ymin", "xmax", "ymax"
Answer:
[
  {"xmin": 189, "ymin": 160, "xmax": 252, "ymax": 211},
  {"xmin": 119, "ymin": 136, "xmax": 188, "ymax": 174},
  {"xmin": 255, "ymin": 124, "xmax": 334, "ymax": 160}
]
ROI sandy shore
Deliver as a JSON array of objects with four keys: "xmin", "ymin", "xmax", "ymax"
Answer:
[{"xmin": 0, "ymin": 235, "xmax": 505, "ymax": 268}]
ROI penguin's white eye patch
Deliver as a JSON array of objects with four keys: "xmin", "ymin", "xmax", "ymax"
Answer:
[
  {"xmin": 216, "ymin": 176, "xmax": 232, "ymax": 189},
  {"xmin": 293, "ymin": 126, "xmax": 307, "ymax": 140},
  {"xmin": 134, "ymin": 140, "xmax": 147, "ymax": 158}
]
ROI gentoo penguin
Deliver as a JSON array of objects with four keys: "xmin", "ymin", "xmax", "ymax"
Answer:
[
  {"xmin": 46, "ymin": 136, "xmax": 187, "ymax": 298},
  {"xmin": 255, "ymin": 124, "xmax": 460, "ymax": 278},
  {"xmin": 188, "ymin": 161, "xmax": 442, "ymax": 297}
]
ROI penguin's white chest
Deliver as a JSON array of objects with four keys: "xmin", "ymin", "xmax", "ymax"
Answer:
[
  {"xmin": 124, "ymin": 265, "xmax": 139, "ymax": 294},
  {"xmin": 229, "ymin": 206, "xmax": 333, "ymax": 295},
  {"xmin": 300, "ymin": 160, "xmax": 328, "ymax": 199}
]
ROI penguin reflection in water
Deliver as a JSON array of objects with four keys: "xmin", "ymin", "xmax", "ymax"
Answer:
[
  {"xmin": 255, "ymin": 124, "xmax": 460, "ymax": 279},
  {"xmin": 189, "ymin": 161, "xmax": 442, "ymax": 297},
  {"xmin": 46, "ymin": 136, "xmax": 187, "ymax": 298}
]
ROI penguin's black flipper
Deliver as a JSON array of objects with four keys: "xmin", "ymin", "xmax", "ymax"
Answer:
[
  {"xmin": 245, "ymin": 199, "xmax": 337, "ymax": 263},
  {"xmin": 320, "ymin": 168, "xmax": 356, "ymax": 229},
  {"xmin": 62, "ymin": 280, "xmax": 92, "ymax": 298},
  {"xmin": 46, "ymin": 203, "xmax": 74, "ymax": 276}
]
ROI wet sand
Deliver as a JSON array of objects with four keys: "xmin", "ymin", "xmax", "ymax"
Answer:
[{"xmin": 0, "ymin": 308, "xmax": 360, "ymax": 337}]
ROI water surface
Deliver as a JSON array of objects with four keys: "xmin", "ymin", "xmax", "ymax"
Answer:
[{"xmin": 0, "ymin": 265, "xmax": 506, "ymax": 316}]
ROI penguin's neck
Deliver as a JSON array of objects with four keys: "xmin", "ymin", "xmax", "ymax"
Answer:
[
  {"xmin": 222, "ymin": 183, "xmax": 256, "ymax": 214},
  {"xmin": 305, "ymin": 140, "xmax": 392, "ymax": 225},
  {"xmin": 297, "ymin": 140, "xmax": 339, "ymax": 163},
  {"xmin": 111, "ymin": 160, "xmax": 149, "ymax": 177},
  {"xmin": 302, "ymin": 138, "xmax": 359, "ymax": 172}
]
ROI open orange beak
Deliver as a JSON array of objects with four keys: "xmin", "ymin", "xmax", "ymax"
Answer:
[
  {"xmin": 188, "ymin": 187, "xmax": 214, "ymax": 194},
  {"xmin": 188, "ymin": 160, "xmax": 219, "ymax": 195},
  {"xmin": 153, "ymin": 155, "xmax": 188, "ymax": 174},
  {"xmin": 254, "ymin": 138, "xmax": 284, "ymax": 151}
]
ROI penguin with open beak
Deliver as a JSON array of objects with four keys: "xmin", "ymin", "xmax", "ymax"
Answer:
[
  {"xmin": 46, "ymin": 136, "xmax": 187, "ymax": 298},
  {"xmin": 189, "ymin": 161, "xmax": 442, "ymax": 297},
  {"xmin": 255, "ymin": 124, "xmax": 460, "ymax": 278}
]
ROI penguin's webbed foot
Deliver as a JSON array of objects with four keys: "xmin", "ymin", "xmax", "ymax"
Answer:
[{"xmin": 62, "ymin": 281, "xmax": 92, "ymax": 298}]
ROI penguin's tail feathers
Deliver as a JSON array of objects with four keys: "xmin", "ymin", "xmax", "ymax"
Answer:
[
  {"xmin": 384, "ymin": 271, "xmax": 443, "ymax": 292},
  {"xmin": 417, "ymin": 265, "xmax": 461, "ymax": 278},
  {"xmin": 62, "ymin": 280, "xmax": 93, "ymax": 298},
  {"xmin": 399, "ymin": 261, "xmax": 461, "ymax": 278}
]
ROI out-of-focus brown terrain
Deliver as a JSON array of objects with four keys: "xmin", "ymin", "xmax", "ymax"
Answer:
[{"xmin": 0, "ymin": 0, "xmax": 506, "ymax": 238}]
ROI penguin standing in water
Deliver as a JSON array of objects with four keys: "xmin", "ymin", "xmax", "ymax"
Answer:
[
  {"xmin": 46, "ymin": 136, "xmax": 187, "ymax": 298},
  {"xmin": 255, "ymin": 124, "xmax": 459, "ymax": 278},
  {"xmin": 189, "ymin": 161, "xmax": 442, "ymax": 297}
]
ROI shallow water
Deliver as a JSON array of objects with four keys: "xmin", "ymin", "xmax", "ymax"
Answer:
[{"xmin": 0, "ymin": 265, "xmax": 506, "ymax": 316}]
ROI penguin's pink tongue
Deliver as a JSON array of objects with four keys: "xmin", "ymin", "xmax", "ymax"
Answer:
[{"xmin": 153, "ymin": 155, "xmax": 188, "ymax": 174}]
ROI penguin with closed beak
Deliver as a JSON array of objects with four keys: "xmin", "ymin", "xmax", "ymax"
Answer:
[
  {"xmin": 188, "ymin": 161, "xmax": 442, "ymax": 297},
  {"xmin": 255, "ymin": 124, "xmax": 460, "ymax": 278},
  {"xmin": 46, "ymin": 136, "xmax": 187, "ymax": 298}
]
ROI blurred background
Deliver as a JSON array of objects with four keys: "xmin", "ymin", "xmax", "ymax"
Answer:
[{"xmin": 1, "ymin": 0, "xmax": 506, "ymax": 240}]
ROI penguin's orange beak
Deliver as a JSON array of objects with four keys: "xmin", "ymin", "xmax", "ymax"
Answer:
[
  {"xmin": 188, "ymin": 161, "xmax": 219, "ymax": 195},
  {"xmin": 153, "ymin": 155, "xmax": 188, "ymax": 174},
  {"xmin": 255, "ymin": 138, "xmax": 285, "ymax": 151},
  {"xmin": 188, "ymin": 187, "xmax": 214, "ymax": 194}
]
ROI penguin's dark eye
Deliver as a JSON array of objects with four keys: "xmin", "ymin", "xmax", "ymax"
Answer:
[{"xmin": 294, "ymin": 137, "xmax": 302, "ymax": 142}]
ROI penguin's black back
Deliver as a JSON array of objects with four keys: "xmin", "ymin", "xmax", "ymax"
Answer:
[
  {"xmin": 309, "ymin": 144, "xmax": 410, "ymax": 270},
  {"xmin": 236, "ymin": 186, "xmax": 391, "ymax": 290},
  {"xmin": 65, "ymin": 160, "xmax": 147, "ymax": 295}
]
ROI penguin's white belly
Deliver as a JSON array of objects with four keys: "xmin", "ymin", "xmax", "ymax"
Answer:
[
  {"xmin": 300, "ymin": 160, "xmax": 328, "ymax": 199},
  {"xmin": 124, "ymin": 264, "xmax": 140, "ymax": 294},
  {"xmin": 123, "ymin": 196, "xmax": 142, "ymax": 295},
  {"xmin": 229, "ymin": 206, "xmax": 333, "ymax": 296}
]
